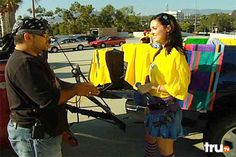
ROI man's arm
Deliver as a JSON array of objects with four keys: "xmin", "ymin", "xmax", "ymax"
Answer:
[
  {"xmin": 56, "ymin": 78, "xmax": 75, "ymax": 90},
  {"xmin": 57, "ymin": 79, "xmax": 100, "ymax": 105}
]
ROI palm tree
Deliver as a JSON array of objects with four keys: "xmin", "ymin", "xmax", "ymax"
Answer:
[{"xmin": 0, "ymin": 0, "xmax": 22, "ymax": 36}]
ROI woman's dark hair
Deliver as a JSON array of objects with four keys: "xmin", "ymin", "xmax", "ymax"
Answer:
[{"xmin": 151, "ymin": 13, "xmax": 187, "ymax": 59}]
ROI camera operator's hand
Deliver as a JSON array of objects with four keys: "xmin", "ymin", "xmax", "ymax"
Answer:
[{"xmin": 75, "ymin": 83, "xmax": 100, "ymax": 96}]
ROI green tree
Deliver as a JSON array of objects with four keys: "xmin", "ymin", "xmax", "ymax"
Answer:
[
  {"xmin": 217, "ymin": 14, "xmax": 233, "ymax": 32},
  {"xmin": 205, "ymin": 13, "xmax": 234, "ymax": 33},
  {"xmin": 126, "ymin": 15, "xmax": 141, "ymax": 32},
  {"xmin": 54, "ymin": 7, "xmax": 65, "ymax": 17},
  {"xmin": 27, "ymin": 5, "xmax": 46, "ymax": 17},
  {"xmin": 70, "ymin": 2, "xmax": 96, "ymax": 33},
  {"xmin": 114, "ymin": 9, "xmax": 125, "ymax": 31},
  {"xmin": 180, "ymin": 21, "xmax": 194, "ymax": 32},
  {"xmin": 115, "ymin": 6, "xmax": 141, "ymax": 32},
  {"xmin": 51, "ymin": 23, "xmax": 60, "ymax": 35},
  {"xmin": 119, "ymin": 6, "xmax": 135, "ymax": 16},
  {"xmin": 231, "ymin": 10, "xmax": 236, "ymax": 30},
  {"xmin": 98, "ymin": 4, "xmax": 116, "ymax": 27},
  {"xmin": 197, "ymin": 15, "xmax": 209, "ymax": 32},
  {"xmin": 44, "ymin": 11, "xmax": 53, "ymax": 17}
]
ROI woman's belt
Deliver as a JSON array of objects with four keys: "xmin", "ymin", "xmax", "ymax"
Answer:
[{"xmin": 146, "ymin": 96, "xmax": 178, "ymax": 111}]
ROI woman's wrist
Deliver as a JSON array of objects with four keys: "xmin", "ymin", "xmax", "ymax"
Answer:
[
  {"xmin": 156, "ymin": 85, "xmax": 161, "ymax": 92},
  {"xmin": 150, "ymin": 83, "xmax": 161, "ymax": 92}
]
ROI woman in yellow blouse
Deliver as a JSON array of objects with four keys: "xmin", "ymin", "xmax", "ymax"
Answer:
[{"xmin": 137, "ymin": 13, "xmax": 190, "ymax": 157}]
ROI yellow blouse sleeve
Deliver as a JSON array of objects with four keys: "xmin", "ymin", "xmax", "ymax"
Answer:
[{"xmin": 164, "ymin": 51, "xmax": 190, "ymax": 100}]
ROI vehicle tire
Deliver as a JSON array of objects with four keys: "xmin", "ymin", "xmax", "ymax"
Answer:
[
  {"xmin": 51, "ymin": 47, "xmax": 59, "ymax": 53},
  {"xmin": 119, "ymin": 42, "xmax": 124, "ymax": 46},
  {"xmin": 203, "ymin": 113, "xmax": 236, "ymax": 157},
  {"xmin": 100, "ymin": 43, "xmax": 106, "ymax": 48},
  {"xmin": 77, "ymin": 45, "xmax": 84, "ymax": 51}
]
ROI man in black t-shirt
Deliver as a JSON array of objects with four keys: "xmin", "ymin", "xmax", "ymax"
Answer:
[{"xmin": 5, "ymin": 17, "xmax": 99, "ymax": 157}]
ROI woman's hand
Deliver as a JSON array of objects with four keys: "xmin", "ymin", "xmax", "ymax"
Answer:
[
  {"xmin": 137, "ymin": 83, "xmax": 153, "ymax": 94},
  {"xmin": 139, "ymin": 36, "xmax": 150, "ymax": 43}
]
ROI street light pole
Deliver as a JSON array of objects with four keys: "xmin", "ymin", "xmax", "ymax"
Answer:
[
  {"xmin": 32, "ymin": 0, "xmax": 35, "ymax": 17},
  {"xmin": 194, "ymin": 0, "xmax": 197, "ymax": 33}
]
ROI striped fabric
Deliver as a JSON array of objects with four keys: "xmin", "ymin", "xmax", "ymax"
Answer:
[
  {"xmin": 144, "ymin": 141, "xmax": 158, "ymax": 157},
  {"xmin": 180, "ymin": 44, "xmax": 225, "ymax": 111}
]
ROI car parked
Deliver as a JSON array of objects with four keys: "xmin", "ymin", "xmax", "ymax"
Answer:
[
  {"xmin": 76, "ymin": 35, "xmax": 96, "ymax": 43},
  {"xmin": 49, "ymin": 37, "xmax": 88, "ymax": 53},
  {"xmin": 89, "ymin": 36, "xmax": 126, "ymax": 48}
]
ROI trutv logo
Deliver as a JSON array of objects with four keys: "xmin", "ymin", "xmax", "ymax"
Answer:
[{"xmin": 204, "ymin": 142, "xmax": 230, "ymax": 153}]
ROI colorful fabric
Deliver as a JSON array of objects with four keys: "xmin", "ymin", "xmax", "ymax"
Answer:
[
  {"xmin": 184, "ymin": 37, "xmax": 209, "ymax": 44},
  {"xmin": 149, "ymin": 48, "xmax": 190, "ymax": 100},
  {"xmin": 180, "ymin": 44, "xmax": 224, "ymax": 111}
]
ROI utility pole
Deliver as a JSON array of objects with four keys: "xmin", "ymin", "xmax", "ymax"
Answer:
[
  {"xmin": 139, "ymin": 13, "xmax": 143, "ymax": 26},
  {"xmin": 32, "ymin": 0, "xmax": 35, "ymax": 17},
  {"xmin": 166, "ymin": 4, "xmax": 169, "ymax": 12},
  {"xmin": 194, "ymin": 0, "xmax": 197, "ymax": 33}
]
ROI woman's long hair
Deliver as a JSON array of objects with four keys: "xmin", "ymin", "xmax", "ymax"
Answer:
[{"xmin": 151, "ymin": 13, "xmax": 187, "ymax": 60}]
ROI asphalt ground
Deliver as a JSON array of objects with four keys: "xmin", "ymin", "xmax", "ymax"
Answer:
[{"xmin": 0, "ymin": 38, "xmax": 207, "ymax": 157}]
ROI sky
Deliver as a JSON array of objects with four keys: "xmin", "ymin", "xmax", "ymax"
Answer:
[{"xmin": 16, "ymin": 0, "xmax": 236, "ymax": 17}]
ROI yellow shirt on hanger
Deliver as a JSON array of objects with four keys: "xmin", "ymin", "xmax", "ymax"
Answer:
[{"xmin": 121, "ymin": 43, "xmax": 158, "ymax": 87}]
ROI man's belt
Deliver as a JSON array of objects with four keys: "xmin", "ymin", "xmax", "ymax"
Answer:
[{"xmin": 11, "ymin": 120, "xmax": 33, "ymax": 129}]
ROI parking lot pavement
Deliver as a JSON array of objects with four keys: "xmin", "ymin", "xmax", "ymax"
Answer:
[
  {"xmin": 0, "ymin": 117, "xmax": 207, "ymax": 157},
  {"xmin": 63, "ymin": 98, "xmax": 207, "ymax": 157},
  {"xmin": 0, "ymin": 38, "xmax": 207, "ymax": 157}
]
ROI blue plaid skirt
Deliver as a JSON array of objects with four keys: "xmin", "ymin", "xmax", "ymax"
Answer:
[{"xmin": 145, "ymin": 108, "xmax": 188, "ymax": 140}]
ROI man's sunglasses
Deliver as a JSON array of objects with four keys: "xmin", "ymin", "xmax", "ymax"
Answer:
[
  {"xmin": 29, "ymin": 30, "xmax": 51, "ymax": 38},
  {"xmin": 26, "ymin": 30, "xmax": 51, "ymax": 43}
]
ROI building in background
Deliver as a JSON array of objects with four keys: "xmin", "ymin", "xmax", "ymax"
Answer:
[{"xmin": 165, "ymin": 10, "xmax": 185, "ymax": 21}]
